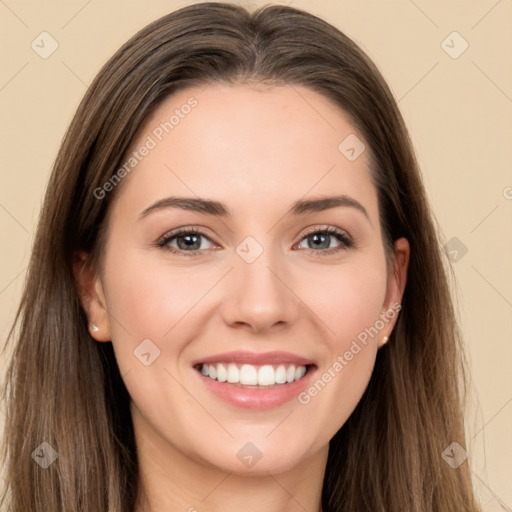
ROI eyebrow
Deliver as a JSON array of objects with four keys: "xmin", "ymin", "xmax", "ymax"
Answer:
[{"xmin": 138, "ymin": 194, "xmax": 370, "ymax": 223}]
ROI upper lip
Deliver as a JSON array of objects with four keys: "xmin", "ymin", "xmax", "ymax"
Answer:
[{"xmin": 192, "ymin": 351, "xmax": 316, "ymax": 367}]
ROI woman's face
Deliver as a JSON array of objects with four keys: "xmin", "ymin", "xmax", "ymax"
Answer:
[{"xmin": 82, "ymin": 83, "xmax": 409, "ymax": 476}]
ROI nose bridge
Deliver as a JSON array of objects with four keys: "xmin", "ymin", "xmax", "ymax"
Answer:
[{"xmin": 223, "ymin": 233, "xmax": 297, "ymax": 329}]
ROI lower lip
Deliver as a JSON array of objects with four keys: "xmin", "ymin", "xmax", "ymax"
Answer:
[{"xmin": 194, "ymin": 366, "xmax": 317, "ymax": 410}]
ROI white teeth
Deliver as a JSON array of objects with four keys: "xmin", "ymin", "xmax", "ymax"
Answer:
[
  {"xmin": 275, "ymin": 365, "xmax": 287, "ymax": 384},
  {"xmin": 216, "ymin": 363, "xmax": 227, "ymax": 383},
  {"xmin": 239, "ymin": 364, "xmax": 258, "ymax": 385},
  {"xmin": 257, "ymin": 365, "xmax": 274, "ymax": 386},
  {"xmin": 199, "ymin": 362, "xmax": 308, "ymax": 386},
  {"xmin": 295, "ymin": 366, "xmax": 306, "ymax": 380},
  {"xmin": 226, "ymin": 363, "xmax": 239, "ymax": 383}
]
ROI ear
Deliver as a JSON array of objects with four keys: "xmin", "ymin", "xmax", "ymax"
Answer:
[
  {"xmin": 379, "ymin": 237, "xmax": 410, "ymax": 345},
  {"xmin": 73, "ymin": 250, "xmax": 112, "ymax": 342}
]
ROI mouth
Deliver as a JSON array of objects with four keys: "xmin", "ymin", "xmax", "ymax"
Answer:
[
  {"xmin": 191, "ymin": 350, "xmax": 318, "ymax": 409},
  {"xmin": 193, "ymin": 362, "xmax": 316, "ymax": 388}
]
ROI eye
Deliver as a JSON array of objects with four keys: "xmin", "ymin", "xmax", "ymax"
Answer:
[
  {"xmin": 296, "ymin": 226, "xmax": 353, "ymax": 256},
  {"xmin": 156, "ymin": 227, "xmax": 217, "ymax": 257}
]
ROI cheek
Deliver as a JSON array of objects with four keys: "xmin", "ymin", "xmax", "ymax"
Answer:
[
  {"xmin": 297, "ymin": 263, "xmax": 385, "ymax": 430},
  {"xmin": 299, "ymin": 256, "xmax": 388, "ymax": 345},
  {"xmin": 103, "ymin": 244, "xmax": 207, "ymax": 337}
]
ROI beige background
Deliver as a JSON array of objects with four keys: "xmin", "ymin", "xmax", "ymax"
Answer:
[{"xmin": 1, "ymin": 1, "xmax": 511, "ymax": 509}]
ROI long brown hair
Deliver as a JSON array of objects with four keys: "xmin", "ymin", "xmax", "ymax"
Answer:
[{"xmin": 1, "ymin": 2, "xmax": 481, "ymax": 511}]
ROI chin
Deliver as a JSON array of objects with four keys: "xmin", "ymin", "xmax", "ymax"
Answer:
[{"xmin": 197, "ymin": 439, "xmax": 311, "ymax": 476}]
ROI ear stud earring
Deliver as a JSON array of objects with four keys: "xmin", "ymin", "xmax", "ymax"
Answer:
[
  {"xmin": 380, "ymin": 336, "xmax": 389, "ymax": 346},
  {"xmin": 91, "ymin": 322, "xmax": 99, "ymax": 332}
]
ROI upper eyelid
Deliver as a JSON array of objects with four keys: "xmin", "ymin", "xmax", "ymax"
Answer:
[
  {"xmin": 158, "ymin": 226, "xmax": 217, "ymax": 245},
  {"xmin": 301, "ymin": 225, "xmax": 350, "ymax": 237}
]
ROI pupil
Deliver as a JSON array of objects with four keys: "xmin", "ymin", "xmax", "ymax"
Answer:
[
  {"xmin": 311, "ymin": 233, "xmax": 329, "ymax": 249},
  {"xmin": 180, "ymin": 234, "xmax": 200, "ymax": 250}
]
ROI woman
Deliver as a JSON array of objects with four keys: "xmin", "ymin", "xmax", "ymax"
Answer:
[{"xmin": 1, "ymin": 2, "xmax": 481, "ymax": 511}]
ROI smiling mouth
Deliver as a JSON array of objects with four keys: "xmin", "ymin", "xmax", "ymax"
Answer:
[{"xmin": 194, "ymin": 362, "xmax": 316, "ymax": 388}]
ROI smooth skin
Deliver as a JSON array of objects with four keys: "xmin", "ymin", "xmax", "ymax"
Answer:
[{"xmin": 75, "ymin": 83, "xmax": 409, "ymax": 512}]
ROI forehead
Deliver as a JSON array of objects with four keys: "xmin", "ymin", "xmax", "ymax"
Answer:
[{"xmin": 108, "ymin": 83, "xmax": 378, "ymax": 226}]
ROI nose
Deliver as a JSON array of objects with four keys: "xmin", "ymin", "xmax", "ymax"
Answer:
[{"xmin": 221, "ymin": 244, "xmax": 299, "ymax": 332}]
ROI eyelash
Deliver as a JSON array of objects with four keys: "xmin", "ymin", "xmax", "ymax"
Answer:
[{"xmin": 156, "ymin": 225, "xmax": 354, "ymax": 258}]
